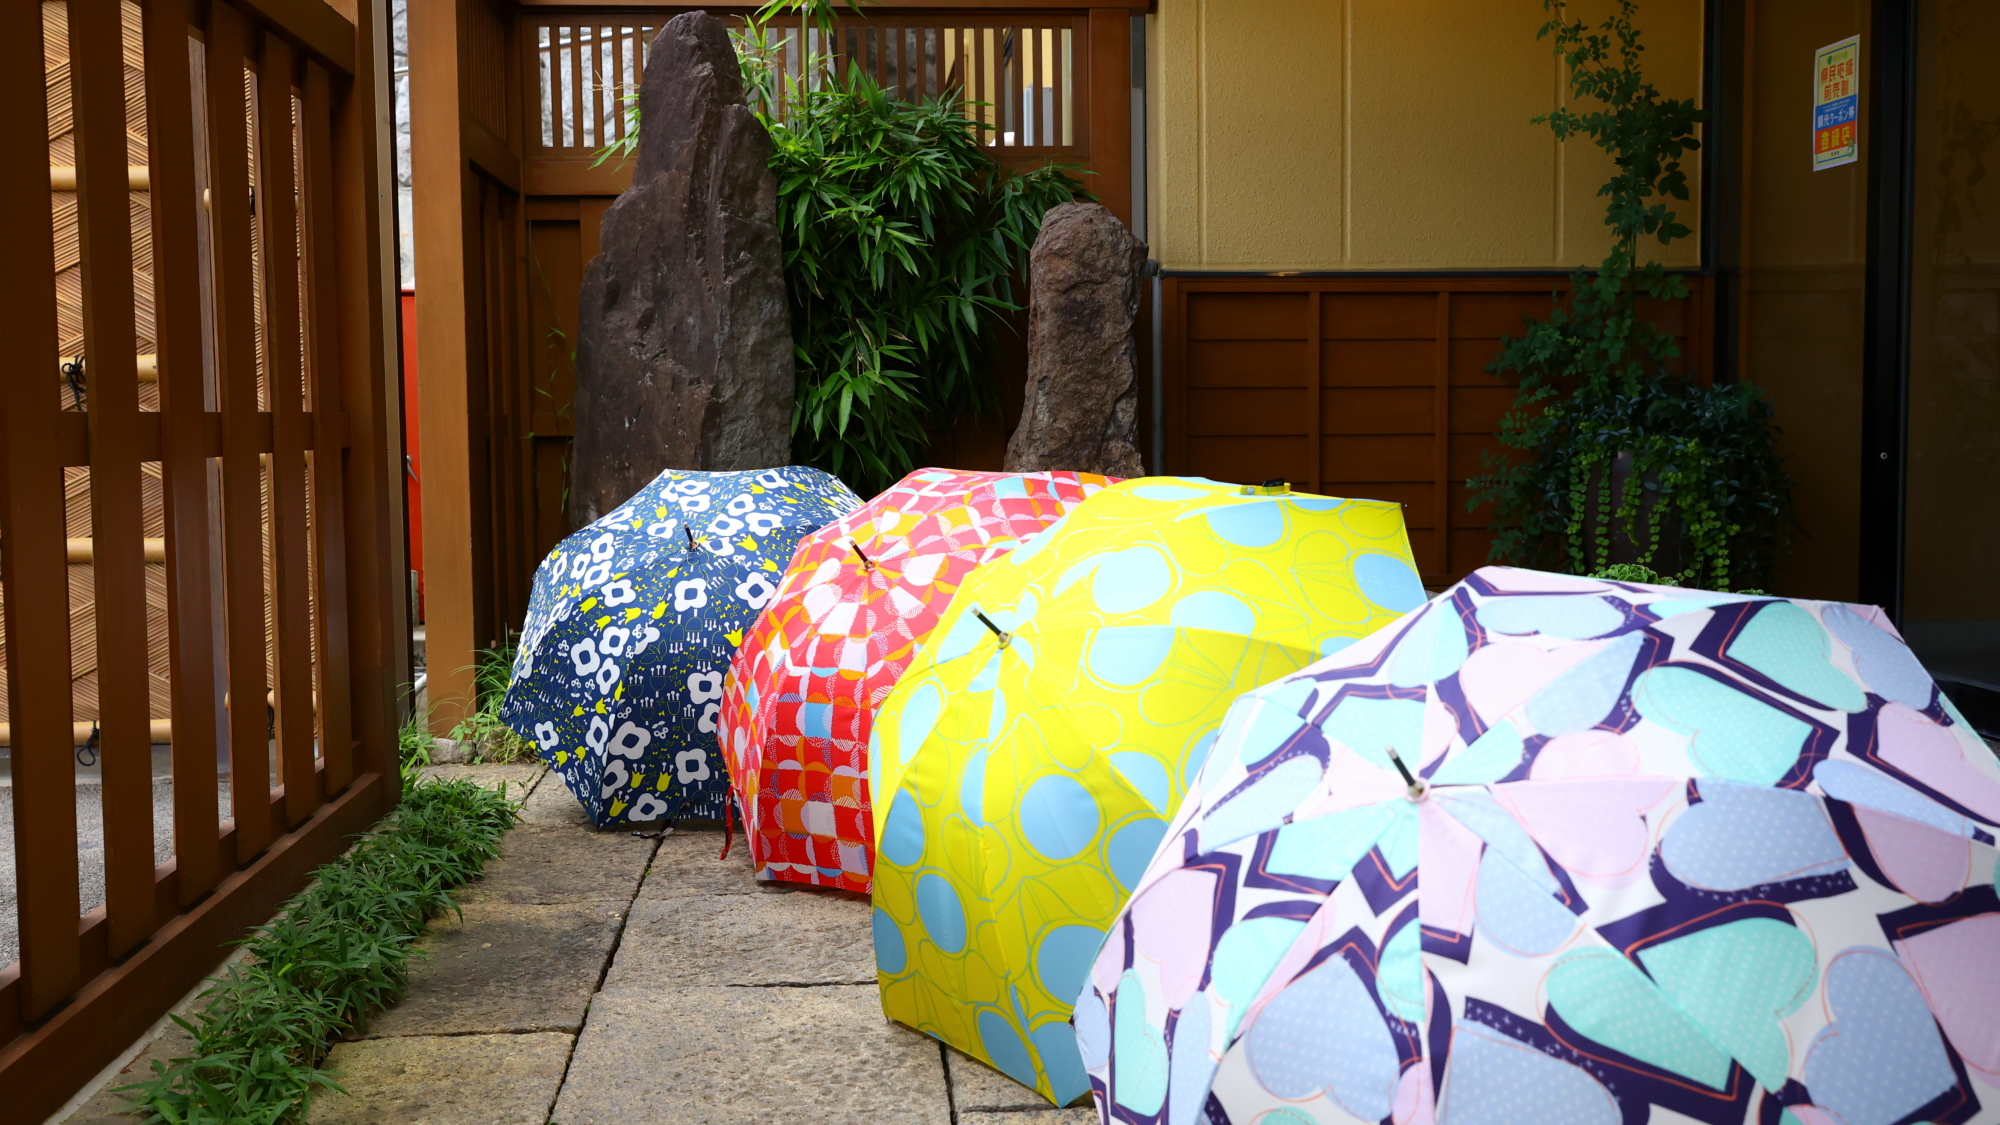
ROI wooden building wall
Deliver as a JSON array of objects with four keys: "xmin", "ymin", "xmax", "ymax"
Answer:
[{"xmin": 1163, "ymin": 276, "xmax": 1712, "ymax": 586}]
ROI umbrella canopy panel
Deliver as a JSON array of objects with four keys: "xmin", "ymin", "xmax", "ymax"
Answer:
[
  {"xmin": 723, "ymin": 468, "xmax": 1116, "ymax": 893},
  {"xmin": 1081, "ymin": 566, "xmax": 2000, "ymax": 1125},
  {"xmin": 503, "ymin": 467, "xmax": 859, "ymax": 827},
  {"xmin": 870, "ymin": 477, "xmax": 1429, "ymax": 1105}
]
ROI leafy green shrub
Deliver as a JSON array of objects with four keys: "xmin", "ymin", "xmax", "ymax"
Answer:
[
  {"xmin": 119, "ymin": 777, "xmax": 519, "ymax": 1123},
  {"xmin": 1468, "ymin": 0, "xmax": 1792, "ymax": 592},
  {"xmin": 763, "ymin": 72, "xmax": 1084, "ymax": 492},
  {"xmin": 600, "ymin": 0, "xmax": 1085, "ymax": 494}
]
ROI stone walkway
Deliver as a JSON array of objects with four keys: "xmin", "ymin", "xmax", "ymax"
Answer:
[{"xmin": 65, "ymin": 763, "xmax": 1092, "ymax": 1124}]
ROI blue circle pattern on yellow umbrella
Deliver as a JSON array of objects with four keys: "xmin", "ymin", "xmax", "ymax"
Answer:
[
  {"xmin": 869, "ymin": 477, "xmax": 1427, "ymax": 1106},
  {"xmin": 502, "ymin": 467, "xmax": 859, "ymax": 827}
]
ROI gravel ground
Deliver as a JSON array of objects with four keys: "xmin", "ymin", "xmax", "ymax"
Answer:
[{"xmin": 0, "ymin": 744, "xmax": 237, "ymax": 969}]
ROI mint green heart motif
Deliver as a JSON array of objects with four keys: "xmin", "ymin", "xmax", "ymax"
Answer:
[
  {"xmin": 1633, "ymin": 666, "xmax": 1813, "ymax": 785},
  {"xmin": 1636, "ymin": 918, "xmax": 1817, "ymax": 1090},
  {"xmin": 1548, "ymin": 919, "xmax": 1816, "ymax": 1091},
  {"xmin": 1723, "ymin": 602, "xmax": 1866, "ymax": 712}
]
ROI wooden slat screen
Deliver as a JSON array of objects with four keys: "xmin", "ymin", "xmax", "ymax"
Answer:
[
  {"xmin": 521, "ymin": 9, "xmax": 1089, "ymax": 196},
  {"xmin": 1164, "ymin": 276, "xmax": 1711, "ymax": 587},
  {"xmin": 0, "ymin": 0, "xmax": 402, "ymax": 1114}
]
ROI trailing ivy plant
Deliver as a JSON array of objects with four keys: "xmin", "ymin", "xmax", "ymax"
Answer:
[{"xmin": 1468, "ymin": 0, "xmax": 1792, "ymax": 592}]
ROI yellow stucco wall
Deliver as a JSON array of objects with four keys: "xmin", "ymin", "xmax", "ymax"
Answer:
[{"xmin": 1145, "ymin": 0, "xmax": 1706, "ymax": 271}]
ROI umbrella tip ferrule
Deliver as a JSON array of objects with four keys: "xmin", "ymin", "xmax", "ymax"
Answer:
[
  {"xmin": 1242, "ymin": 479, "xmax": 1291, "ymax": 496},
  {"xmin": 973, "ymin": 610, "xmax": 1012, "ymax": 649},
  {"xmin": 1385, "ymin": 746, "xmax": 1427, "ymax": 800},
  {"xmin": 850, "ymin": 541, "xmax": 876, "ymax": 571}
]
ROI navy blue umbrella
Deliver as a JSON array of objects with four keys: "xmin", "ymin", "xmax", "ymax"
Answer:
[{"xmin": 503, "ymin": 466, "xmax": 860, "ymax": 827}]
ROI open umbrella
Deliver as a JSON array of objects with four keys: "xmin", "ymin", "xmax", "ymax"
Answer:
[
  {"xmin": 1079, "ymin": 566, "xmax": 2000, "ymax": 1125},
  {"xmin": 501, "ymin": 466, "xmax": 859, "ymax": 827},
  {"xmin": 869, "ymin": 477, "xmax": 1427, "ymax": 1106},
  {"xmin": 721, "ymin": 468, "xmax": 1114, "ymax": 892}
]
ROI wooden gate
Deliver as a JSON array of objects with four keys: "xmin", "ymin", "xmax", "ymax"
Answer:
[
  {"xmin": 0, "ymin": 0, "xmax": 404, "ymax": 1116},
  {"xmin": 1160, "ymin": 275, "xmax": 1713, "ymax": 587},
  {"xmin": 414, "ymin": 1, "xmax": 1141, "ymax": 730}
]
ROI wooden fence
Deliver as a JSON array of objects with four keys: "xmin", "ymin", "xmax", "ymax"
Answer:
[
  {"xmin": 1161, "ymin": 275, "xmax": 1713, "ymax": 587},
  {"xmin": 0, "ymin": 0, "xmax": 404, "ymax": 1116}
]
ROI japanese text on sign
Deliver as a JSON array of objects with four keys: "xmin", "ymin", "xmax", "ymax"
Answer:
[{"xmin": 1814, "ymin": 35, "xmax": 1860, "ymax": 171}]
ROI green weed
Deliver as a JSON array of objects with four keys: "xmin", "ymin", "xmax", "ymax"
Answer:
[
  {"xmin": 445, "ymin": 636, "xmax": 539, "ymax": 765},
  {"xmin": 118, "ymin": 777, "xmax": 519, "ymax": 1123}
]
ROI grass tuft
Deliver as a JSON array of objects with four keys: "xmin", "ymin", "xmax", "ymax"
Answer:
[
  {"xmin": 118, "ymin": 777, "xmax": 520, "ymax": 1124},
  {"xmin": 443, "ymin": 636, "xmax": 539, "ymax": 765}
]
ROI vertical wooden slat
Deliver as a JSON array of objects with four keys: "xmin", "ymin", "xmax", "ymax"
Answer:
[
  {"xmin": 302, "ymin": 59, "xmax": 355, "ymax": 796},
  {"xmin": 144, "ymin": 0, "xmax": 223, "ymax": 905},
  {"xmin": 204, "ymin": 1, "xmax": 273, "ymax": 861},
  {"xmin": 610, "ymin": 23, "xmax": 626, "ymax": 151},
  {"xmin": 256, "ymin": 32, "xmax": 318, "ymax": 825},
  {"xmin": 71, "ymin": 0, "xmax": 156, "ymax": 958},
  {"xmin": 338, "ymin": 0, "xmax": 408, "ymax": 783},
  {"xmin": 1060, "ymin": 25, "xmax": 1073, "ymax": 146},
  {"xmin": 1307, "ymin": 290, "xmax": 1323, "ymax": 494},
  {"xmin": 1433, "ymin": 292, "xmax": 1453, "ymax": 578},
  {"xmin": 0, "ymin": 0, "xmax": 82, "ymax": 1021},
  {"xmin": 1007, "ymin": 25, "xmax": 1023, "ymax": 144},
  {"xmin": 567, "ymin": 23, "xmax": 584, "ymax": 153}
]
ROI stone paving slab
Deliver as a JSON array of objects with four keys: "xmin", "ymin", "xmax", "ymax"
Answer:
[
  {"xmin": 551, "ymin": 984, "xmax": 950, "ymax": 1125},
  {"xmin": 456, "ymin": 825, "xmax": 658, "ymax": 906},
  {"xmin": 308, "ymin": 1032, "xmax": 573, "ymax": 1125},
  {"xmin": 358, "ymin": 901, "xmax": 628, "ymax": 1038},
  {"xmin": 602, "ymin": 891, "xmax": 874, "ymax": 990},
  {"xmin": 635, "ymin": 829, "xmax": 761, "ymax": 899},
  {"xmin": 515, "ymin": 773, "xmax": 599, "ymax": 830},
  {"xmin": 947, "ymin": 1047, "xmax": 1078, "ymax": 1113},
  {"xmin": 419, "ymin": 762, "xmax": 546, "ymax": 796}
]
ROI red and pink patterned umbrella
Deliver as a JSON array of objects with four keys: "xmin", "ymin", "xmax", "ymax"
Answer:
[{"xmin": 720, "ymin": 468, "xmax": 1115, "ymax": 892}]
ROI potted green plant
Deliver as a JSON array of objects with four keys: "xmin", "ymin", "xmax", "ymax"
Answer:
[{"xmin": 1469, "ymin": 0, "xmax": 1793, "ymax": 592}]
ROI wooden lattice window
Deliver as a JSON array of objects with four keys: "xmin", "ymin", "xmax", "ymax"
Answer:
[{"xmin": 523, "ymin": 12, "xmax": 1087, "ymax": 165}]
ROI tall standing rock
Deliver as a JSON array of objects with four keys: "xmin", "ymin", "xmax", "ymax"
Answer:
[
  {"xmin": 1004, "ymin": 202, "xmax": 1148, "ymax": 478},
  {"xmin": 571, "ymin": 11, "xmax": 792, "ymax": 524}
]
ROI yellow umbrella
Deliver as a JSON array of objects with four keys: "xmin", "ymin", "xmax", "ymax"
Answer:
[{"xmin": 869, "ymin": 477, "xmax": 1424, "ymax": 1104}]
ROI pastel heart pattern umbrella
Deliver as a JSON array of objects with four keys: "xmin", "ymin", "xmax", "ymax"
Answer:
[
  {"xmin": 869, "ymin": 477, "xmax": 1428, "ymax": 1106},
  {"xmin": 502, "ymin": 467, "xmax": 859, "ymax": 828},
  {"xmin": 1079, "ymin": 566, "xmax": 2000, "ymax": 1125},
  {"xmin": 720, "ymin": 468, "xmax": 1114, "ymax": 892}
]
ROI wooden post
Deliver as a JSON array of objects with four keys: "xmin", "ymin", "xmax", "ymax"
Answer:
[
  {"xmin": 410, "ymin": 0, "xmax": 479, "ymax": 733},
  {"xmin": 1088, "ymin": 9, "xmax": 1133, "ymax": 229},
  {"xmin": 334, "ymin": 0, "xmax": 410, "ymax": 785}
]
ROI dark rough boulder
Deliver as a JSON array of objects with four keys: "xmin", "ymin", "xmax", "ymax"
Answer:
[
  {"xmin": 1003, "ymin": 202, "xmax": 1148, "ymax": 478},
  {"xmin": 571, "ymin": 11, "xmax": 792, "ymax": 524}
]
